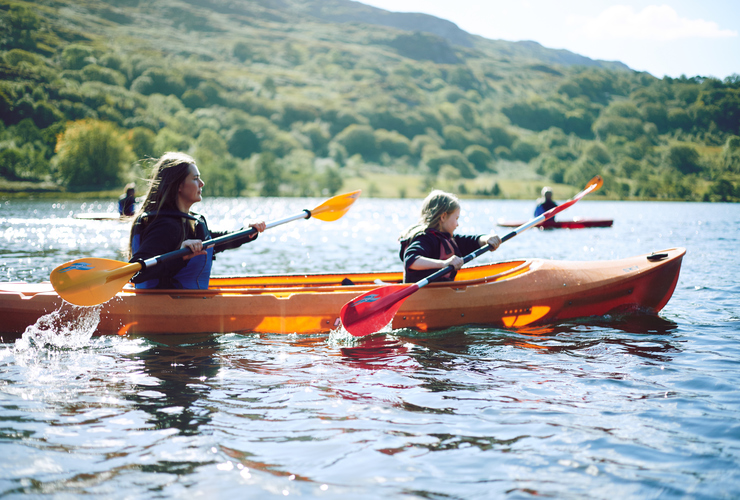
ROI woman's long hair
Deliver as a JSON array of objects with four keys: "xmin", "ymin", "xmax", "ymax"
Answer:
[
  {"xmin": 400, "ymin": 190, "xmax": 460, "ymax": 241},
  {"xmin": 127, "ymin": 152, "xmax": 196, "ymax": 258}
]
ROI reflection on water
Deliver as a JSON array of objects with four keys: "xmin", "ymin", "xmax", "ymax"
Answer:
[{"xmin": 125, "ymin": 336, "xmax": 221, "ymax": 436}]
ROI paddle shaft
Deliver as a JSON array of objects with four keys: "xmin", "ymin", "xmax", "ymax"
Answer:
[{"xmin": 137, "ymin": 210, "xmax": 312, "ymax": 272}]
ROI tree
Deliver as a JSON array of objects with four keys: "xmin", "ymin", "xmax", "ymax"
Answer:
[
  {"xmin": 464, "ymin": 145, "xmax": 493, "ymax": 172},
  {"xmin": 720, "ymin": 136, "xmax": 740, "ymax": 173},
  {"xmin": 127, "ymin": 127, "xmax": 156, "ymax": 159},
  {"xmin": 256, "ymin": 152, "xmax": 282, "ymax": 196},
  {"xmin": 511, "ymin": 140, "xmax": 540, "ymax": 163},
  {"xmin": 375, "ymin": 129, "xmax": 411, "ymax": 157},
  {"xmin": 233, "ymin": 41, "xmax": 253, "ymax": 62},
  {"xmin": 667, "ymin": 144, "xmax": 701, "ymax": 174},
  {"xmin": 227, "ymin": 128, "xmax": 261, "ymax": 159},
  {"xmin": 423, "ymin": 149, "xmax": 475, "ymax": 178},
  {"xmin": 6, "ymin": 5, "xmax": 40, "ymax": 49},
  {"xmin": 54, "ymin": 120, "xmax": 134, "ymax": 190},
  {"xmin": 333, "ymin": 124, "xmax": 377, "ymax": 159},
  {"xmin": 320, "ymin": 166, "xmax": 343, "ymax": 195}
]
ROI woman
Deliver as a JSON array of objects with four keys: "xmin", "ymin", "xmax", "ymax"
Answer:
[
  {"xmin": 128, "ymin": 152, "xmax": 266, "ymax": 289},
  {"xmin": 399, "ymin": 190, "xmax": 501, "ymax": 283}
]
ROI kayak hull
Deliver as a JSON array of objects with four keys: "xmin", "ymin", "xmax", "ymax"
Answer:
[
  {"xmin": 498, "ymin": 218, "xmax": 613, "ymax": 229},
  {"xmin": 0, "ymin": 248, "xmax": 684, "ymax": 336}
]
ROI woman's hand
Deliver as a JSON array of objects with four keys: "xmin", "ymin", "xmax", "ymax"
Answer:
[{"xmin": 181, "ymin": 239, "xmax": 207, "ymax": 260}]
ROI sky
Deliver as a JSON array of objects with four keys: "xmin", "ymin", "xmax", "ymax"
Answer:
[{"xmin": 356, "ymin": 0, "xmax": 739, "ymax": 80}]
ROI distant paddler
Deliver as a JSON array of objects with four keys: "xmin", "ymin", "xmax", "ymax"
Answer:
[
  {"xmin": 534, "ymin": 186, "xmax": 558, "ymax": 228},
  {"xmin": 118, "ymin": 182, "xmax": 137, "ymax": 217}
]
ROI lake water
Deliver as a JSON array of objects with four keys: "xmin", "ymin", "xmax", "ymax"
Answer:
[{"xmin": 0, "ymin": 196, "xmax": 738, "ymax": 499}]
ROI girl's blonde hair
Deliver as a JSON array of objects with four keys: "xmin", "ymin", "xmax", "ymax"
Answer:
[{"xmin": 400, "ymin": 190, "xmax": 460, "ymax": 240}]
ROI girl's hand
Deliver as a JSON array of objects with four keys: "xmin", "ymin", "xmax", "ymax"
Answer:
[
  {"xmin": 248, "ymin": 220, "xmax": 267, "ymax": 233},
  {"xmin": 181, "ymin": 239, "xmax": 207, "ymax": 260},
  {"xmin": 443, "ymin": 255, "xmax": 464, "ymax": 270},
  {"xmin": 485, "ymin": 234, "xmax": 502, "ymax": 251}
]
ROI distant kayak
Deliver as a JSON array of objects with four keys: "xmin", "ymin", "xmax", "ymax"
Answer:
[
  {"xmin": 74, "ymin": 213, "xmax": 132, "ymax": 221},
  {"xmin": 497, "ymin": 217, "xmax": 613, "ymax": 229}
]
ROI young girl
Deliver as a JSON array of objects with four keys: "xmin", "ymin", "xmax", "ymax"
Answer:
[
  {"xmin": 128, "ymin": 152, "xmax": 266, "ymax": 289},
  {"xmin": 399, "ymin": 190, "xmax": 501, "ymax": 283}
]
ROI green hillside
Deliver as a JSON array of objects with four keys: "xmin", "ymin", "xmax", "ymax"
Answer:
[{"xmin": 1, "ymin": 0, "xmax": 738, "ymax": 201}]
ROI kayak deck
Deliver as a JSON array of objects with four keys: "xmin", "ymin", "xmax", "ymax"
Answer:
[{"xmin": 0, "ymin": 248, "xmax": 684, "ymax": 336}]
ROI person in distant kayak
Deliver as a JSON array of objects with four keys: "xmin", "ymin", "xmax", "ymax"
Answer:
[
  {"xmin": 534, "ymin": 186, "xmax": 558, "ymax": 216},
  {"xmin": 118, "ymin": 183, "xmax": 136, "ymax": 216},
  {"xmin": 534, "ymin": 186, "xmax": 558, "ymax": 228},
  {"xmin": 127, "ymin": 152, "xmax": 266, "ymax": 289},
  {"xmin": 399, "ymin": 190, "xmax": 501, "ymax": 283}
]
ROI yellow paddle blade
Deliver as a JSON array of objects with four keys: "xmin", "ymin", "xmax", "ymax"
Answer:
[
  {"xmin": 309, "ymin": 190, "xmax": 361, "ymax": 221},
  {"xmin": 587, "ymin": 175, "xmax": 603, "ymax": 193},
  {"xmin": 50, "ymin": 258, "xmax": 142, "ymax": 306}
]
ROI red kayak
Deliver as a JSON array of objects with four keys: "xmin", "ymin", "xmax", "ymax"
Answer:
[{"xmin": 498, "ymin": 217, "xmax": 613, "ymax": 229}]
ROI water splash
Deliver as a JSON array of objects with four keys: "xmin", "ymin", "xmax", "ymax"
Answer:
[
  {"xmin": 14, "ymin": 302, "xmax": 101, "ymax": 352},
  {"xmin": 327, "ymin": 319, "xmax": 395, "ymax": 347}
]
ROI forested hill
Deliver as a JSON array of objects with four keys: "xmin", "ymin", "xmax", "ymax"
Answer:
[{"xmin": 1, "ymin": 0, "xmax": 738, "ymax": 201}]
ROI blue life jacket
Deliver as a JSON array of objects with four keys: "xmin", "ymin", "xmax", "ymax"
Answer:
[{"xmin": 131, "ymin": 211, "xmax": 214, "ymax": 290}]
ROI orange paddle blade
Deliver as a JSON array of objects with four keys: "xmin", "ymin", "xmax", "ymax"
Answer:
[
  {"xmin": 50, "ymin": 258, "xmax": 142, "ymax": 306},
  {"xmin": 310, "ymin": 190, "xmax": 361, "ymax": 221}
]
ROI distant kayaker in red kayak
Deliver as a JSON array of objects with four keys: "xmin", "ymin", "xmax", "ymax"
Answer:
[
  {"xmin": 534, "ymin": 186, "xmax": 558, "ymax": 227},
  {"xmin": 399, "ymin": 190, "xmax": 501, "ymax": 283},
  {"xmin": 126, "ymin": 152, "xmax": 266, "ymax": 289}
]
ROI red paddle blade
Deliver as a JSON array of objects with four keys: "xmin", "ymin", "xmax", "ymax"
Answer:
[{"xmin": 341, "ymin": 283, "xmax": 419, "ymax": 336}]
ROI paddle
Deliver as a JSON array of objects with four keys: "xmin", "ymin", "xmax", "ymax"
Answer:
[
  {"xmin": 51, "ymin": 190, "xmax": 361, "ymax": 307},
  {"xmin": 340, "ymin": 176, "xmax": 603, "ymax": 336}
]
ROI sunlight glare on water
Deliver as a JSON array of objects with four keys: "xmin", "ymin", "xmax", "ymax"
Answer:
[{"xmin": 0, "ymin": 197, "xmax": 738, "ymax": 499}]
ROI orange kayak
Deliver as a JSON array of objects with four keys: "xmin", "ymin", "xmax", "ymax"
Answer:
[{"xmin": 0, "ymin": 248, "xmax": 684, "ymax": 336}]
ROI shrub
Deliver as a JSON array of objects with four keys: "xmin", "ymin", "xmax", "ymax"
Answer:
[
  {"xmin": 61, "ymin": 44, "xmax": 95, "ymax": 70},
  {"xmin": 4, "ymin": 49, "xmax": 44, "ymax": 66},
  {"xmin": 54, "ymin": 120, "xmax": 134, "ymax": 190}
]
